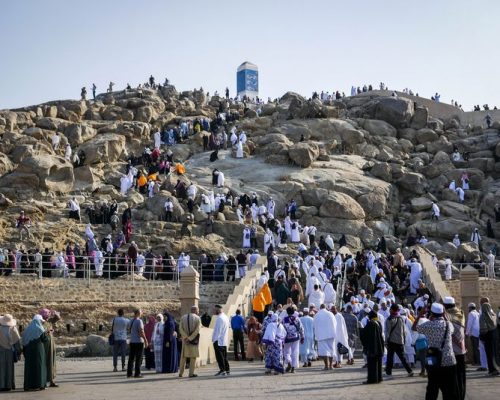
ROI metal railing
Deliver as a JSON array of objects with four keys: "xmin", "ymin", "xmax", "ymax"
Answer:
[
  {"xmin": 1, "ymin": 257, "xmax": 263, "ymax": 284},
  {"xmin": 438, "ymin": 262, "xmax": 498, "ymax": 280},
  {"xmin": 1, "ymin": 256, "xmax": 199, "ymax": 285}
]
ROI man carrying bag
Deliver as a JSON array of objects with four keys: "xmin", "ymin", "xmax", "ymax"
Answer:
[{"xmin": 415, "ymin": 303, "xmax": 459, "ymax": 400}]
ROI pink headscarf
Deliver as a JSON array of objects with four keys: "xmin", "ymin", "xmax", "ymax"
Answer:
[{"xmin": 144, "ymin": 315, "xmax": 156, "ymax": 342}]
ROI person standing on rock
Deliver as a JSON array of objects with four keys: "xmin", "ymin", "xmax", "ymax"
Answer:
[
  {"xmin": 80, "ymin": 87, "xmax": 87, "ymax": 100},
  {"xmin": 471, "ymin": 228, "xmax": 482, "ymax": 249},
  {"xmin": 431, "ymin": 202, "xmax": 440, "ymax": 221},
  {"xmin": 68, "ymin": 197, "xmax": 81, "ymax": 221},
  {"xmin": 64, "ymin": 143, "xmax": 72, "ymax": 161},
  {"xmin": 16, "ymin": 211, "xmax": 32, "ymax": 241},
  {"xmin": 127, "ymin": 309, "xmax": 148, "ymax": 378},
  {"xmin": 461, "ymin": 172, "xmax": 470, "ymax": 190},
  {"xmin": 51, "ymin": 132, "xmax": 60, "ymax": 151},
  {"xmin": 487, "ymin": 251, "xmax": 496, "ymax": 279},
  {"xmin": 92, "ymin": 83, "xmax": 96, "ymax": 100}
]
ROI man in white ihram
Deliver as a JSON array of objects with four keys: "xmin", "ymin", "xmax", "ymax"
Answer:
[{"xmin": 314, "ymin": 304, "xmax": 337, "ymax": 370}]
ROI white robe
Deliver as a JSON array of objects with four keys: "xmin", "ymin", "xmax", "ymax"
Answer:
[
  {"xmin": 65, "ymin": 145, "xmax": 72, "ymax": 160},
  {"xmin": 449, "ymin": 181, "xmax": 456, "ymax": 190},
  {"xmin": 323, "ymin": 283, "xmax": 337, "ymax": 305},
  {"xmin": 242, "ymin": 228, "xmax": 251, "ymax": 248},
  {"xmin": 409, "ymin": 261, "xmax": 423, "ymax": 294},
  {"xmin": 308, "ymin": 289, "xmax": 324, "ymax": 308},
  {"xmin": 207, "ymin": 192, "xmax": 215, "ymax": 212},
  {"xmin": 291, "ymin": 223, "xmax": 300, "ymax": 243},
  {"xmin": 456, "ymin": 187, "xmax": 464, "ymax": 202},
  {"xmin": 230, "ymin": 132, "xmax": 237, "ymax": 146},
  {"xmin": 85, "ymin": 225, "xmax": 94, "ymax": 240},
  {"xmin": 217, "ymin": 172, "xmax": 225, "ymax": 187},
  {"xmin": 201, "ymin": 194, "xmax": 211, "ymax": 214},
  {"xmin": 154, "ymin": 131, "xmax": 161, "ymax": 149},
  {"xmin": 461, "ymin": 177, "xmax": 469, "ymax": 190},
  {"xmin": 239, "ymin": 132, "xmax": 247, "ymax": 144},
  {"xmin": 263, "ymin": 233, "xmax": 272, "ymax": 254},
  {"xmin": 334, "ymin": 313, "xmax": 350, "ymax": 359},
  {"xmin": 236, "ymin": 141, "xmax": 244, "ymax": 158},
  {"xmin": 314, "ymin": 309, "xmax": 337, "ymax": 356},
  {"xmin": 284, "ymin": 217, "xmax": 292, "ymax": 237},
  {"xmin": 267, "ymin": 200, "xmax": 275, "ymax": 217},
  {"xmin": 236, "ymin": 208, "xmax": 244, "ymax": 224},
  {"xmin": 120, "ymin": 176, "xmax": 130, "ymax": 195},
  {"xmin": 432, "ymin": 203, "xmax": 440, "ymax": 217},
  {"xmin": 325, "ymin": 236, "xmax": 334, "ymax": 251},
  {"xmin": 187, "ymin": 184, "xmax": 197, "ymax": 200},
  {"xmin": 445, "ymin": 258, "xmax": 452, "ymax": 280}
]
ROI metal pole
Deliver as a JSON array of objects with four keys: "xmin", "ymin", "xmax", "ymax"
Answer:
[{"xmin": 108, "ymin": 255, "xmax": 111, "ymax": 281}]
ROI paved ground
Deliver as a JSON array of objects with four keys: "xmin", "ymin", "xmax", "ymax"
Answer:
[{"xmin": 6, "ymin": 358, "xmax": 500, "ymax": 400}]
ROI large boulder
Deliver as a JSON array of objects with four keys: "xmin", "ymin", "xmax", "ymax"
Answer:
[
  {"xmin": 78, "ymin": 134, "xmax": 126, "ymax": 165},
  {"xmin": 357, "ymin": 189, "xmax": 388, "ymax": 219},
  {"xmin": 288, "ymin": 142, "xmax": 319, "ymax": 167},
  {"xmin": 16, "ymin": 154, "xmax": 74, "ymax": 192},
  {"xmin": 411, "ymin": 197, "xmax": 433, "ymax": 212},
  {"xmin": 373, "ymin": 97, "xmax": 414, "ymax": 128},
  {"xmin": 457, "ymin": 242, "xmax": 482, "ymax": 262},
  {"xmin": 422, "ymin": 151, "xmax": 454, "ymax": 179},
  {"xmin": 73, "ymin": 165, "xmax": 104, "ymax": 191},
  {"xmin": 416, "ymin": 128, "xmax": 438, "ymax": 144},
  {"xmin": 85, "ymin": 335, "xmax": 111, "ymax": 357},
  {"xmin": 318, "ymin": 192, "xmax": 365, "ymax": 220},
  {"xmin": 410, "ymin": 106, "xmax": 428, "ymax": 129},
  {"xmin": 301, "ymin": 188, "xmax": 329, "ymax": 207},
  {"xmin": 397, "ymin": 172, "xmax": 427, "ymax": 195},
  {"xmin": 0, "ymin": 152, "xmax": 14, "ymax": 176},
  {"xmin": 370, "ymin": 162, "xmax": 392, "ymax": 182},
  {"xmin": 64, "ymin": 123, "xmax": 97, "ymax": 146},
  {"xmin": 359, "ymin": 119, "xmax": 397, "ymax": 137},
  {"xmin": 145, "ymin": 190, "xmax": 185, "ymax": 221}
]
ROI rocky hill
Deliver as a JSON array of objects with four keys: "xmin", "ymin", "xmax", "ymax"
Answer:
[{"xmin": 0, "ymin": 87, "xmax": 498, "ymax": 266}]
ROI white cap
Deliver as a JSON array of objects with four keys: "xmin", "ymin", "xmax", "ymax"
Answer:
[
  {"xmin": 443, "ymin": 296, "xmax": 455, "ymax": 305},
  {"xmin": 468, "ymin": 303, "xmax": 476, "ymax": 309},
  {"xmin": 431, "ymin": 303, "xmax": 444, "ymax": 314},
  {"xmin": 424, "ymin": 294, "xmax": 429, "ymax": 299},
  {"xmin": 303, "ymin": 308, "xmax": 309, "ymax": 313}
]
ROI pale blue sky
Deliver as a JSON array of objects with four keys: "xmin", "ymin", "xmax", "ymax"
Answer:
[{"xmin": 1, "ymin": 0, "xmax": 499, "ymax": 110}]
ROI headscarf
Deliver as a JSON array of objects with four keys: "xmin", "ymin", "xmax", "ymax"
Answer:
[
  {"xmin": 480, "ymin": 302, "xmax": 497, "ymax": 333},
  {"xmin": 163, "ymin": 313, "xmax": 176, "ymax": 339},
  {"xmin": 144, "ymin": 315, "xmax": 156, "ymax": 342},
  {"xmin": 39, "ymin": 308, "xmax": 51, "ymax": 321},
  {"xmin": 446, "ymin": 306, "xmax": 465, "ymax": 327},
  {"xmin": 22, "ymin": 315, "xmax": 45, "ymax": 346}
]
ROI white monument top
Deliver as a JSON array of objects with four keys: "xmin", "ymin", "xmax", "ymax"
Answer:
[{"xmin": 237, "ymin": 61, "xmax": 258, "ymax": 72}]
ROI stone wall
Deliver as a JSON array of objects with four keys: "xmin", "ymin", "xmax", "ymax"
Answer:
[
  {"xmin": 0, "ymin": 275, "xmax": 236, "ymax": 341},
  {"xmin": 416, "ymin": 247, "xmax": 451, "ymax": 302},
  {"xmin": 445, "ymin": 278, "xmax": 500, "ymax": 310}
]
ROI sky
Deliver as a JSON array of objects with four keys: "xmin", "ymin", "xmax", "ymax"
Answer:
[{"xmin": 1, "ymin": 0, "xmax": 499, "ymax": 110}]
